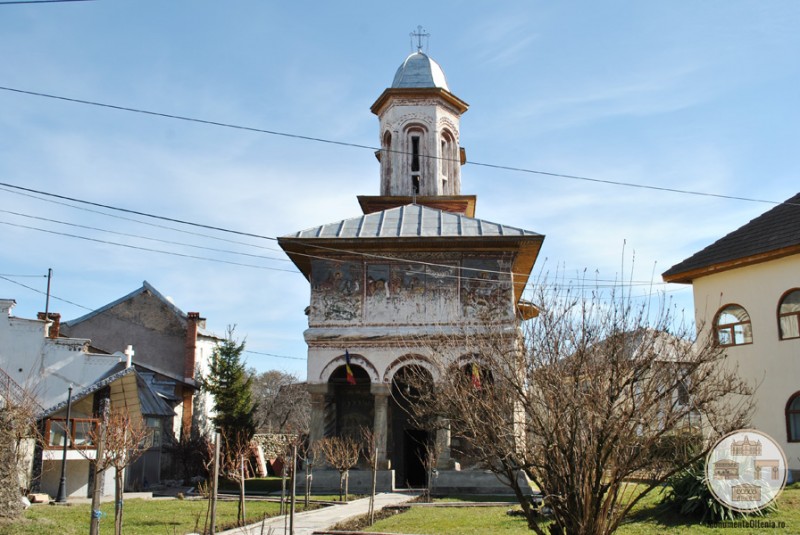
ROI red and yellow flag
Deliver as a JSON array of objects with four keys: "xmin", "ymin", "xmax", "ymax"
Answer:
[
  {"xmin": 345, "ymin": 349, "xmax": 356, "ymax": 385},
  {"xmin": 471, "ymin": 363, "xmax": 482, "ymax": 389}
]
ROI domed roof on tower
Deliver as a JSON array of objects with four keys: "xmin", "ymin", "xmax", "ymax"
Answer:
[{"xmin": 391, "ymin": 51, "xmax": 450, "ymax": 90}]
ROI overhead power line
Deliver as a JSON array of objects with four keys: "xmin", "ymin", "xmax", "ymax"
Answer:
[
  {"xmin": 0, "ymin": 185, "xmax": 284, "ymax": 252},
  {"xmin": 0, "ymin": 0, "xmax": 94, "ymax": 4},
  {"xmin": 0, "ymin": 274, "xmax": 92, "ymax": 310},
  {"xmin": 0, "ymin": 181, "xmax": 681, "ymax": 287},
  {"xmin": 0, "ymin": 85, "xmax": 794, "ymax": 208},
  {"xmin": 0, "ymin": 220, "xmax": 298, "ymax": 273},
  {"xmin": 245, "ymin": 350, "xmax": 306, "ymax": 362}
]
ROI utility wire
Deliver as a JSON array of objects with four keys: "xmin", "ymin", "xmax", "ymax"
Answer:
[
  {"xmin": 0, "ymin": 85, "xmax": 795, "ymax": 208},
  {"xmin": 0, "ymin": 181, "xmax": 676, "ymax": 287},
  {"xmin": 0, "ymin": 220, "xmax": 298, "ymax": 272},
  {"xmin": 0, "ymin": 274, "xmax": 92, "ymax": 310},
  {"xmin": 0, "ymin": 185, "xmax": 284, "ymax": 252},
  {"xmin": 0, "ymin": 0, "xmax": 94, "ymax": 4},
  {"xmin": 0, "ymin": 273, "xmax": 307, "ymax": 360},
  {"xmin": 245, "ymin": 350, "xmax": 305, "ymax": 361},
  {"xmin": 0, "ymin": 180, "xmax": 274, "ymax": 240},
  {"xmin": 0, "ymin": 208, "xmax": 291, "ymax": 263}
]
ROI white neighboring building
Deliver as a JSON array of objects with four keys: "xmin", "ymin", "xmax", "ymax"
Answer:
[
  {"xmin": 663, "ymin": 191, "xmax": 800, "ymax": 479},
  {"xmin": 0, "ymin": 299, "xmax": 168, "ymax": 498}
]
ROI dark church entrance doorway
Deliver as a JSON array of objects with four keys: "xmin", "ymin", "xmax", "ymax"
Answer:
[
  {"xmin": 403, "ymin": 429, "xmax": 430, "ymax": 488},
  {"xmin": 390, "ymin": 364, "xmax": 432, "ymax": 488}
]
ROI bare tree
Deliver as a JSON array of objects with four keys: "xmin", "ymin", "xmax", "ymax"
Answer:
[
  {"xmin": 359, "ymin": 427, "xmax": 378, "ymax": 522},
  {"xmin": 404, "ymin": 275, "xmax": 753, "ymax": 535},
  {"xmin": 251, "ymin": 370, "xmax": 310, "ymax": 434},
  {"xmin": 83, "ymin": 408, "xmax": 150, "ymax": 535},
  {"xmin": 315, "ymin": 436, "xmax": 360, "ymax": 502},
  {"xmin": 0, "ymin": 374, "xmax": 40, "ymax": 520},
  {"xmin": 300, "ymin": 438, "xmax": 319, "ymax": 507},
  {"xmin": 218, "ymin": 431, "xmax": 253, "ymax": 527}
]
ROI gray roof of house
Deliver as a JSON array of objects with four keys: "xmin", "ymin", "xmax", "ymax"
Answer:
[
  {"xmin": 663, "ymin": 191, "xmax": 800, "ymax": 281},
  {"xmin": 282, "ymin": 204, "xmax": 541, "ymax": 240},
  {"xmin": 136, "ymin": 373, "xmax": 175, "ymax": 417},
  {"xmin": 63, "ymin": 280, "xmax": 221, "ymax": 339},
  {"xmin": 38, "ymin": 364, "xmax": 135, "ymax": 418}
]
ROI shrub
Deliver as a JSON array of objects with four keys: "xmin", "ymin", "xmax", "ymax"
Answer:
[{"xmin": 659, "ymin": 459, "xmax": 776, "ymax": 523}]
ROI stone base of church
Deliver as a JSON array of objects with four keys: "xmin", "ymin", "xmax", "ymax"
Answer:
[
  {"xmin": 296, "ymin": 469, "xmax": 533, "ymax": 496},
  {"xmin": 298, "ymin": 469, "xmax": 396, "ymax": 494},
  {"xmin": 430, "ymin": 470, "xmax": 533, "ymax": 496}
]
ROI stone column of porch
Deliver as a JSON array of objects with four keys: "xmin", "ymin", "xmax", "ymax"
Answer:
[
  {"xmin": 436, "ymin": 418, "xmax": 456, "ymax": 470},
  {"xmin": 307, "ymin": 383, "xmax": 331, "ymax": 444},
  {"xmin": 371, "ymin": 383, "xmax": 391, "ymax": 469}
]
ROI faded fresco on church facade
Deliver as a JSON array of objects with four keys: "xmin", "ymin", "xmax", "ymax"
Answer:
[
  {"xmin": 365, "ymin": 261, "xmax": 459, "ymax": 323},
  {"xmin": 460, "ymin": 256, "xmax": 514, "ymax": 318},
  {"xmin": 309, "ymin": 254, "xmax": 513, "ymax": 326},
  {"xmin": 310, "ymin": 259, "xmax": 363, "ymax": 323}
]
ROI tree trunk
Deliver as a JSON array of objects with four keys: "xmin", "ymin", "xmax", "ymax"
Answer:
[
  {"xmin": 238, "ymin": 457, "xmax": 246, "ymax": 526},
  {"xmin": 280, "ymin": 463, "xmax": 287, "ymax": 515},
  {"xmin": 89, "ymin": 401, "xmax": 108, "ymax": 535},
  {"xmin": 304, "ymin": 462, "xmax": 311, "ymax": 507},
  {"xmin": 114, "ymin": 469, "xmax": 124, "ymax": 535},
  {"xmin": 369, "ymin": 450, "xmax": 377, "ymax": 524}
]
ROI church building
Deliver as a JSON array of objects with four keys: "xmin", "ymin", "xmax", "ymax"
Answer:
[{"xmin": 279, "ymin": 39, "xmax": 545, "ymax": 490}]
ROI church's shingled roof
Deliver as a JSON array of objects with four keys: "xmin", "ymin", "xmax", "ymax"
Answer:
[
  {"xmin": 283, "ymin": 203, "xmax": 541, "ymax": 240},
  {"xmin": 662, "ymin": 191, "xmax": 800, "ymax": 283}
]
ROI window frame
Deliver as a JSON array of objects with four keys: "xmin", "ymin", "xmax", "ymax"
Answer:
[
  {"xmin": 714, "ymin": 304, "xmax": 753, "ymax": 347},
  {"xmin": 777, "ymin": 288, "xmax": 800, "ymax": 341},
  {"xmin": 44, "ymin": 417, "xmax": 100, "ymax": 450},
  {"xmin": 786, "ymin": 391, "xmax": 800, "ymax": 443}
]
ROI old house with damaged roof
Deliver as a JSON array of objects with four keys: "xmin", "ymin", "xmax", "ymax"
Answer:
[
  {"xmin": 60, "ymin": 281, "xmax": 221, "ymax": 444},
  {"xmin": 0, "ymin": 298, "xmax": 172, "ymax": 498}
]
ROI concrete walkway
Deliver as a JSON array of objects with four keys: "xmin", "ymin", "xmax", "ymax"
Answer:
[{"xmin": 217, "ymin": 492, "xmax": 418, "ymax": 535}]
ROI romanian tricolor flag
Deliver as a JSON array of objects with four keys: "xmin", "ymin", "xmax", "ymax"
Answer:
[
  {"xmin": 345, "ymin": 349, "xmax": 356, "ymax": 385},
  {"xmin": 471, "ymin": 363, "xmax": 482, "ymax": 390}
]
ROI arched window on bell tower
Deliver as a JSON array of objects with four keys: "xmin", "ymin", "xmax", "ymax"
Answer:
[
  {"xmin": 381, "ymin": 130, "xmax": 393, "ymax": 193},
  {"xmin": 404, "ymin": 125, "xmax": 427, "ymax": 196},
  {"xmin": 440, "ymin": 129, "xmax": 456, "ymax": 195}
]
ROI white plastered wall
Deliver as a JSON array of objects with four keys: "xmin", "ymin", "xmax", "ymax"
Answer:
[{"xmin": 691, "ymin": 254, "xmax": 800, "ymax": 471}]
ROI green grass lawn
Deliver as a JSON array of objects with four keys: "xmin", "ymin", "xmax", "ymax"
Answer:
[
  {"xmin": 366, "ymin": 484, "xmax": 800, "ymax": 535},
  {"xmin": 2, "ymin": 496, "xmax": 323, "ymax": 535}
]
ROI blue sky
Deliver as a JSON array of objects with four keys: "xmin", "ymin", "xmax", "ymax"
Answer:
[{"xmin": 1, "ymin": 1, "xmax": 798, "ymax": 378}]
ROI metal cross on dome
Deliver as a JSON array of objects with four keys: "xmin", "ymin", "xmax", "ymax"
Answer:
[{"xmin": 410, "ymin": 25, "xmax": 430, "ymax": 52}]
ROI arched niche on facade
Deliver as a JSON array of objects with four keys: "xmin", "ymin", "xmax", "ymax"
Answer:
[
  {"xmin": 451, "ymin": 353, "xmax": 495, "ymax": 388},
  {"xmin": 319, "ymin": 353, "xmax": 380, "ymax": 384},
  {"xmin": 383, "ymin": 353, "xmax": 440, "ymax": 384},
  {"xmin": 328, "ymin": 363, "xmax": 374, "ymax": 441}
]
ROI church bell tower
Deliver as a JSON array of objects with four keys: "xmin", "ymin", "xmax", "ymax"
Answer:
[{"xmin": 359, "ymin": 31, "xmax": 475, "ymax": 217}]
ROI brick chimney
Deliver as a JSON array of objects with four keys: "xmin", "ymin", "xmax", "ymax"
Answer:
[
  {"xmin": 182, "ymin": 312, "xmax": 204, "ymax": 439},
  {"xmin": 37, "ymin": 312, "xmax": 61, "ymax": 339}
]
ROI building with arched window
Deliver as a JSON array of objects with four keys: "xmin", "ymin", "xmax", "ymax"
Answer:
[
  {"xmin": 663, "ymin": 191, "xmax": 800, "ymax": 480},
  {"xmin": 279, "ymin": 44, "xmax": 544, "ymax": 492}
]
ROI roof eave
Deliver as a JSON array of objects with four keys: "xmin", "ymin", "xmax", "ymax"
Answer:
[
  {"xmin": 370, "ymin": 87, "xmax": 469, "ymax": 116},
  {"xmin": 662, "ymin": 244, "xmax": 800, "ymax": 284}
]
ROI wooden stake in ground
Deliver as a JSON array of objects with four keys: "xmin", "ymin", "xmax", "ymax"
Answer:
[
  {"xmin": 88, "ymin": 400, "xmax": 108, "ymax": 535},
  {"xmin": 289, "ymin": 443, "xmax": 297, "ymax": 535},
  {"xmin": 209, "ymin": 430, "xmax": 220, "ymax": 535}
]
